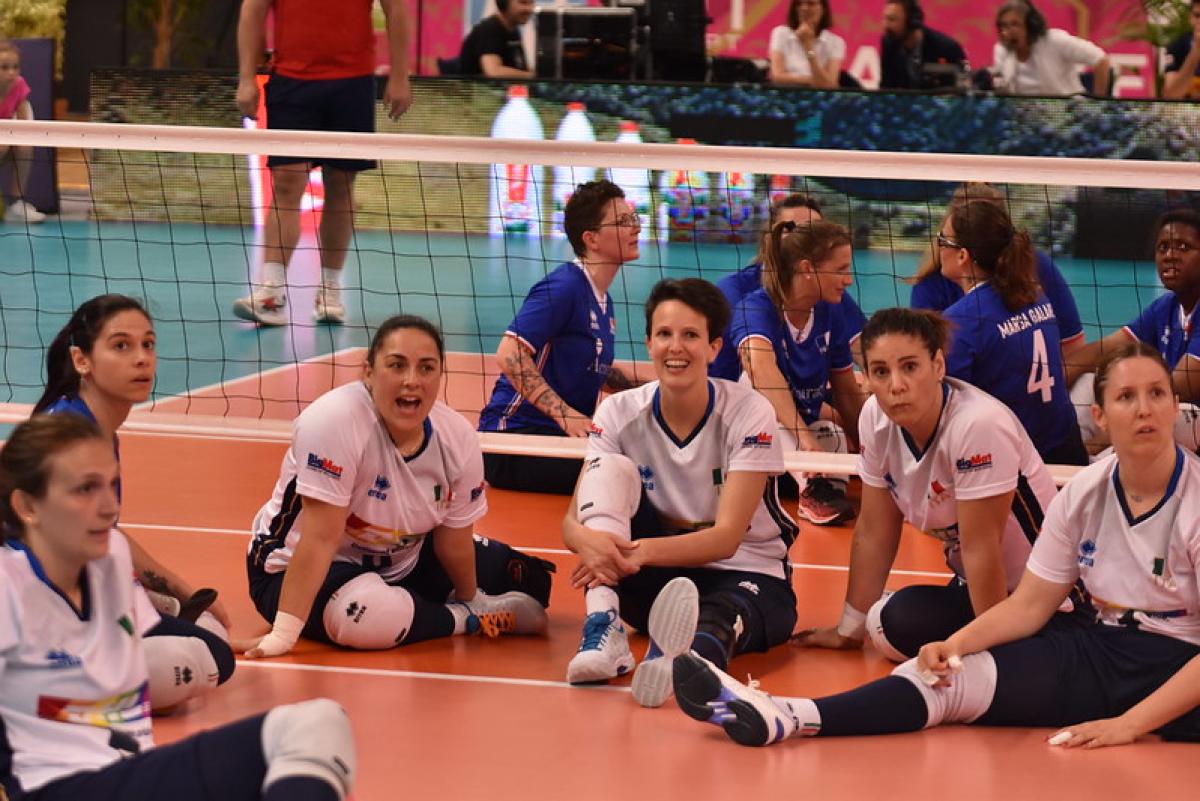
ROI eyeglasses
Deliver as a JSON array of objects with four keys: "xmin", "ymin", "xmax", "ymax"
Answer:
[
  {"xmin": 1156, "ymin": 240, "xmax": 1196, "ymax": 255},
  {"xmin": 936, "ymin": 232, "xmax": 964, "ymax": 249},
  {"xmin": 598, "ymin": 213, "xmax": 642, "ymax": 229}
]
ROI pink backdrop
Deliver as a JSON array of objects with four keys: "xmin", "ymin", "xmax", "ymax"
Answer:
[{"xmin": 409, "ymin": 1, "xmax": 1158, "ymax": 97}]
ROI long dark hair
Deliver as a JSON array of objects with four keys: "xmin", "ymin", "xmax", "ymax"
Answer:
[
  {"xmin": 367, "ymin": 315, "xmax": 446, "ymax": 365},
  {"xmin": 996, "ymin": 1, "xmax": 1047, "ymax": 46},
  {"xmin": 1, "ymin": 414, "xmax": 106, "ymax": 542},
  {"xmin": 788, "ymin": 0, "xmax": 833, "ymax": 33},
  {"xmin": 947, "ymin": 199, "xmax": 1038, "ymax": 312},
  {"xmin": 860, "ymin": 307, "xmax": 950, "ymax": 361},
  {"xmin": 33, "ymin": 295, "xmax": 152, "ymax": 414}
]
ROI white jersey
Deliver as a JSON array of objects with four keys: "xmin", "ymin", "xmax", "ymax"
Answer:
[
  {"xmin": 248, "ymin": 383, "xmax": 488, "ymax": 583},
  {"xmin": 587, "ymin": 379, "xmax": 797, "ymax": 579},
  {"xmin": 1, "ymin": 532, "xmax": 157, "ymax": 792},
  {"xmin": 857, "ymin": 378, "xmax": 1057, "ymax": 589},
  {"xmin": 1028, "ymin": 450, "xmax": 1200, "ymax": 646}
]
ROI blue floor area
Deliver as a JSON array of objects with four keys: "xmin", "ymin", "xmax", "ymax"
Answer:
[{"xmin": 0, "ymin": 221, "xmax": 1166, "ymax": 405}]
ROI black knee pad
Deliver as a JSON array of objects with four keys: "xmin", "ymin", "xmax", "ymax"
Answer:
[
  {"xmin": 697, "ymin": 590, "xmax": 755, "ymax": 660},
  {"xmin": 474, "ymin": 536, "xmax": 556, "ymax": 608}
]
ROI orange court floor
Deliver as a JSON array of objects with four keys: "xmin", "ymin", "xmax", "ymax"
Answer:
[{"xmin": 117, "ymin": 431, "xmax": 1194, "ymax": 801}]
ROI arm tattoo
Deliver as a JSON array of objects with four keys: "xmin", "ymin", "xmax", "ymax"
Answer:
[
  {"xmin": 139, "ymin": 568, "xmax": 172, "ymax": 596},
  {"xmin": 603, "ymin": 366, "xmax": 636, "ymax": 392},
  {"xmin": 503, "ymin": 346, "xmax": 573, "ymax": 423}
]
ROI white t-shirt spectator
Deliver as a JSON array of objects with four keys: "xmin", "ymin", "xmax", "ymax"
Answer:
[
  {"xmin": 769, "ymin": 26, "xmax": 846, "ymax": 80},
  {"xmin": 992, "ymin": 28, "xmax": 1105, "ymax": 96}
]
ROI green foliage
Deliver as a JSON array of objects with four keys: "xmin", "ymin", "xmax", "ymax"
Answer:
[{"xmin": 0, "ymin": 0, "xmax": 65, "ymax": 78}]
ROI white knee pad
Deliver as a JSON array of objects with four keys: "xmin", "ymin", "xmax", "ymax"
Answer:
[
  {"xmin": 262, "ymin": 698, "xmax": 356, "ymax": 800},
  {"xmin": 808, "ymin": 419, "xmax": 849, "ymax": 454},
  {"xmin": 1070, "ymin": 373, "xmax": 1099, "ymax": 442},
  {"xmin": 323, "ymin": 573, "xmax": 416, "ymax": 649},
  {"xmin": 143, "ymin": 635, "xmax": 219, "ymax": 711},
  {"xmin": 891, "ymin": 651, "xmax": 997, "ymax": 727},
  {"xmin": 575, "ymin": 453, "xmax": 640, "ymax": 539},
  {"xmin": 194, "ymin": 610, "xmax": 229, "ymax": 642},
  {"xmin": 865, "ymin": 595, "xmax": 906, "ymax": 663},
  {"xmin": 1175, "ymin": 403, "xmax": 1200, "ymax": 452}
]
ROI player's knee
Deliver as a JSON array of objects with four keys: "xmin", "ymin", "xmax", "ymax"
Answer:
[
  {"xmin": 1175, "ymin": 404, "xmax": 1200, "ymax": 451},
  {"xmin": 695, "ymin": 590, "xmax": 753, "ymax": 665},
  {"xmin": 892, "ymin": 651, "xmax": 997, "ymax": 727},
  {"xmin": 576, "ymin": 453, "xmax": 640, "ymax": 537},
  {"xmin": 474, "ymin": 535, "xmax": 555, "ymax": 607},
  {"xmin": 143, "ymin": 635, "xmax": 221, "ymax": 711},
  {"xmin": 323, "ymin": 573, "xmax": 416, "ymax": 649},
  {"xmin": 865, "ymin": 594, "xmax": 908, "ymax": 662},
  {"xmin": 808, "ymin": 419, "xmax": 849, "ymax": 454},
  {"xmin": 262, "ymin": 698, "xmax": 356, "ymax": 800}
]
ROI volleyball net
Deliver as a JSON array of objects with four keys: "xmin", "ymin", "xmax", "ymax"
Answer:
[{"xmin": 2, "ymin": 113, "xmax": 1198, "ymax": 477}]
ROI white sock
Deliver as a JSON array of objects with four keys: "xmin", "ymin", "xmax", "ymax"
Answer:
[
  {"xmin": 447, "ymin": 602, "xmax": 473, "ymax": 635},
  {"xmin": 260, "ymin": 261, "xmax": 287, "ymax": 291},
  {"xmin": 777, "ymin": 695, "xmax": 822, "ymax": 737},
  {"xmin": 320, "ymin": 267, "xmax": 342, "ymax": 291},
  {"xmin": 585, "ymin": 586, "xmax": 619, "ymax": 617}
]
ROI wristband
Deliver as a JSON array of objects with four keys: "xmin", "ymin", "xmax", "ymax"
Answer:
[
  {"xmin": 256, "ymin": 611, "xmax": 304, "ymax": 657},
  {"xmin": 836, "ymin": 602, "xmax": 866, "ymax": 639}
]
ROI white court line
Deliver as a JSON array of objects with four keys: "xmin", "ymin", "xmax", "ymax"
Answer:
[
  {"xmin": 236, "ymin": 659, "xmax": 629, "ymax": 692},
  {"xmin": 119, "ymin": 522, "xmax": 953, "ymax": 578}
]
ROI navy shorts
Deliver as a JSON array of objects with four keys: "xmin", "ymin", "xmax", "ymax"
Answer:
[
  {"xmin": 26, "ymin": 713, "xmax": 268, "ymax": 800},
  {"xmin": 264, "ymin": 73, "xmax": 377, "ymax": 172}
]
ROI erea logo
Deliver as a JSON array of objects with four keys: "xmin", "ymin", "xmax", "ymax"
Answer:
[
  {"xmin": 307, "ymin": 452, "xmax": 345, "ymax": 478},
  {"xmin": 955, "ymin": 453, "xmax": 993, "ymax": 473},
  {"xmin": 742, "ymin": 432, "xmax": 773, "ymax": 448}
]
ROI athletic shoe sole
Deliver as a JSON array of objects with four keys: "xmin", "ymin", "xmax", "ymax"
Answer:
[
  {"xmin": 232, "ymin": 298, "xmax": 287, "ymax": 326},
  {"xmin": 632, "ymin": 577, "xmax": 699, "ymax": 707},
  {"xmin": 673, "ymin": 653, "xmax": 776, "ymax": 747}
]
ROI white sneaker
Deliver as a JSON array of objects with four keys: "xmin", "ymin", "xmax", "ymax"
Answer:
[
  {"xmin": 631, "ymin": 577, "xmax": 699, "ymax": 708},
  {"xmin": 4, "ymin": 199, "xmax": 46, "ymax": 224},
  {"xmin": 672, "ymin": 652, "xmax": 805, "ymax": 746},
  {"xmin": 566, "ymin": 610, "xmax": 635, "ymax": 684},
  {"xmin": 313, "ymin": 287, "xmax": 345, "ymax": 324},
  {"xmin": 467, "ymin": 590, "xmax": 548, "ymax": 637},
  {"xmin": 232, "ymin": 290, "xmax": 287, "ymax": 326}
]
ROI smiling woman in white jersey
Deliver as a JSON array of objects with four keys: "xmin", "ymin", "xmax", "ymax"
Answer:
[
  {"xmin": 1, "ymin": 414, "xmax": 357, "ymax": 800},
  {"xmin": 791, "ymin": 307, "xmax": 1058, "ymax": 661},
  {"xmin": 562, "ymin": 278, "xmax": 798, "ymax": 709},
  {"xmin": 673, "ymin": 341, "xmax": 1200, "ymax": 749},
  {"xmin": 242, "ymin": 315, "xmax": 555, "ymax": 658}
]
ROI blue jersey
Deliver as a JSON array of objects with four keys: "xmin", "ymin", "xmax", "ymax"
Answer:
[
  {"xmin": 479, "ymin": 261, "xmax": 616, "ymax": 433},
  {"xmin": 943, "ymin": 284, "xmax": 1075, "ymax": 456},
  {"xmin": 43, "ymin": 395, "xmax": 122, "ymax": 500},
  {"xmin": 910, "ymin": 250, "xmax": 1083, "ymax": 343},
  {"xmin": 1125, "ymin": 292, "xmax": 1197, "ymax": 369},
  {"xmin": 728, "ymin": 288, "xmax": 855, "ymax": 424},
  {"xmin": 710, "ymin": 262, "xmax": 864, "ymax": 380}
]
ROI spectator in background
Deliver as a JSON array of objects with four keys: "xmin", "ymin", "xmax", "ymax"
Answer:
[
  {"xmin": 879, "ymin": 0, "xmax": 967, "ymax": 91},
  {"xmin": 231, "ymin": 0, "xmax": 412, "ymax": 327},
  {"xmin": 459, "ymin": 0, "xmax": 535, "ymax": 78},
  {"xmin": 769, "ymin": 0, "xmax": 845, "ymax": 89},
  {"xmin": 1162, "ymin": 0, "xmax": 1200, "ymax": 100},
  {"xmin": 991, "ymin": 0, "xmax": 1111, "ymax": 96},
  {"xmin": 0, "ymin": 39, "xmax": 45, "ymax": 224}
]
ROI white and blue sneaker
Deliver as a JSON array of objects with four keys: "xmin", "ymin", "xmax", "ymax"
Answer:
[
  {"xmin": 672, "ymin": 652, "xmax": 807, "ymax": 746},
  {"xmin": 631, "ymin": 577, "xmax": 699, "ymax": 707},
  {"xmin": 566, "ymin": 610, "xmax": 635, "ymax": 684}
]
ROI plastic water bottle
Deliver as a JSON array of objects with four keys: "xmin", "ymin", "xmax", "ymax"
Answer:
[
  {"xmin": 608, "ymin": 120, "xmax": 652, "ymax": 240},
  {"xmin": 550, "ymin": 103, "xmax": 596, "ymax": 238},
  {"xmin": 489, "ymin": 85, "xmax": 545, "ymax": 237},
  {"xmin": 657, "ymin": 138, "xmax": 709, "ymax": 243},
  {"xmin": 716, "ymin": 170, "xmax": 757, "ymax": 243}
]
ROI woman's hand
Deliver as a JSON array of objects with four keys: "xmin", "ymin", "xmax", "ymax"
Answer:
[
  {"xmin": 916, "ymin": 641, "xmax": 964, "ymax": 687},
  {"xmin": 796, "ymin": 22, "xmax": 816, "ymax": 50},
  {"xmin": 1048, "ymin": 717, "xmax": 1144, "ymax": 749},
  {"xmin": 569, "ymin": 527, "xmax": 641, "ymax": 588},
  {"xmin": 790, "ymin": 625, "xmax": 863, "ymax": 650},
  {"xmin": 235, "ymin": 612, "xmax": 302, "ymax": 659}
]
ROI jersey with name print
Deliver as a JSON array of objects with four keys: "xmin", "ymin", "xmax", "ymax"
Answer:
[
  {"xmin": 910, "ymin": 250, "xmax": 1083, "ymax": 344},
  {"xmin": 0, "ymin": 532, "xmax": 157, "ymax": 793},
  {"xmin": 857, "ymin": 378, "xmax": 1057, "ymax": 588},
  {"xmin": 586, "ymin": 378, "xmax": 796, "ymax": 579},
  {"xmin": 943, "ymin": 283, "xmax": 1075, "ymax": 456},
  {"xmin": 248, "ymin": 382, "xmax": 487, "ymax": 583},
  {"xmin": 1027, "ymin": 450, "xmax": 1200, "ymax": 646},
  {"xmin": 710, "ymin": 262, "xmax": 864, "ymax": 380},
  {"xmin": 479, "ymin": 261, "xmax": 616, "ymax": 433},
  {"xmin": 727, "ymin": 288, "xmax": 855, "ymax": 423},
  {"xmin": 1125, "ymin": 292, "xmax": 1196, "ymax": 369}
]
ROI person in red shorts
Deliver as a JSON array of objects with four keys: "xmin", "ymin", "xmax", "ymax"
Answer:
[{"xmin": 233, "ymin": 0, "xmax": 412, "ymax": 327}]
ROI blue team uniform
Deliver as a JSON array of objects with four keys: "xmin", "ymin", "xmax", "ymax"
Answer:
[
  {"xmin": 711, "ymin": 262, "xmax": 864, "ymax": 380},
  {"xmin": 727, "ymin": 288, "xmax": 855, "ymax": 424},
  {"xmin": 479, "ymin": 261, "xmax": 616, "ymax": 433},
  {"xmin": 43, "ymin": 394, "xmax": 122, "ymax": 500},
  {"xmin": 911, "ymin": 250, "xmax": 1083, "ymax": 344},
  {"xmin": 943, "ymin": 284, "xmax": 1075, "ymax": 456},
  {"xmin": 1124, "ymin": 292, "xmax": 1197, "ymax": 369}
]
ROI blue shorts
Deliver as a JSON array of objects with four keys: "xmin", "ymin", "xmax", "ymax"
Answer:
[
  {"xmin": 25, "ymin": 714, "xmax": 268, "ymax": 800},
  {"xmin": 265, "ymin": 73, "xmax": 377, "ymax": 172}
]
